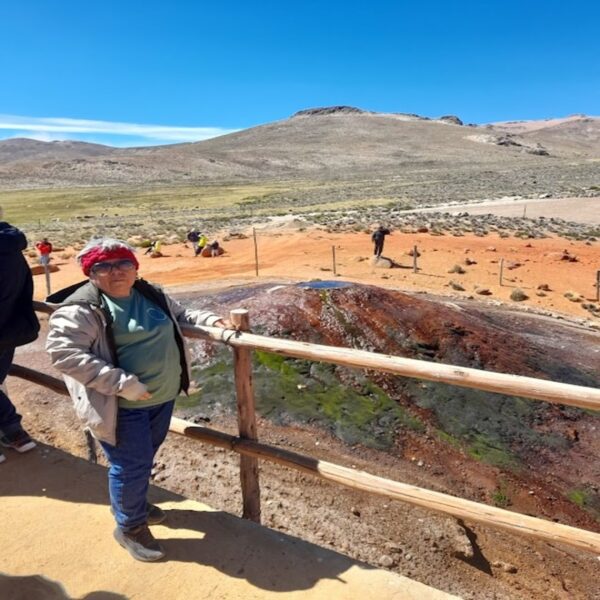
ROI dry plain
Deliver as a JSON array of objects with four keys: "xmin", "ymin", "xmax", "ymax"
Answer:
[{"xmin": 32, "ymin": 224, "xmax": 600, "ymax": 326}]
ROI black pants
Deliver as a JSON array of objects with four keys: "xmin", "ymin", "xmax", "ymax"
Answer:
[
  {"xmin": 374, "ymin": 240, "xmax": 384, "ymax": 257},
  {"xmin": 0, "ymin": 347, "xmax": 21, "ymax": 433}
]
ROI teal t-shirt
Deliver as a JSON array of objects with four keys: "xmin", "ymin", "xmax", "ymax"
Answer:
[{"xmin": 102, "ymin": 289, "xmax": 182, "ymax": 408}]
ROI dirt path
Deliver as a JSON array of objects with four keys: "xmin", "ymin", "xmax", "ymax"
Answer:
[{"xmin": 408, "ymin": 197, "xmax": 600, "ymax": 224}]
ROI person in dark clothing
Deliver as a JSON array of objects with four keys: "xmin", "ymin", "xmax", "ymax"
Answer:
[
  {"xmin": 371, "ymin": 225, "xmax": 391, "ymax": 258},
  {"xmin": 0, "ymin": 211, "xmax": 40, "ymax": 463},
  {"xmin": 186, "ymin": 229, "xmax": 200, "ymax": 256}
]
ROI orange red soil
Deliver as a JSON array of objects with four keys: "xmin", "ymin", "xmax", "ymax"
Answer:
[{"xmin": 33, "ymin": 229, "xmax": 599, "ymax": 324}]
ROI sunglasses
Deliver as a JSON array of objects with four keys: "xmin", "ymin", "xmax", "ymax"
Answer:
[{"xmin": 90, "ymin": 259, "xmax": 137, "ymax": 276}]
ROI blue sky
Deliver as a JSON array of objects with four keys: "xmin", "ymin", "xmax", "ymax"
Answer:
[{"xmin": 1, "ymin": 0, "xmax": 598, "ymax": 146}]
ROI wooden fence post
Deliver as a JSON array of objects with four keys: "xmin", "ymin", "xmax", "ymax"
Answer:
[
  {"xmin": 413, "ymin": 245, "xmax": 418, "ymax": 273},
  {"xmin": 253, "ymin": 228, "xmax": 259, "ymax": 277},
  {"xmin": 230, "ymin": 308, "xmax": 261, "ymax": 522},
  {"xmin": 596, "ymin": 270, "xmax": 600, "ymax": 302},
  {"xmin": 43, "ymin": 263, "xmax": 51, "ymax": 295},
  {"xmin": 332, "ymin": 245, "xmax": 337, "ymax": 276},
  {"xmin": 499, "ymin": 258, "xmax": 504, "ymax": 286}
]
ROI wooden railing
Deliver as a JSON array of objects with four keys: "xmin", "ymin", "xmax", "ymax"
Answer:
[{"xmin": 10, "ymin": 301, "xmax": 600, "ymax": 555}]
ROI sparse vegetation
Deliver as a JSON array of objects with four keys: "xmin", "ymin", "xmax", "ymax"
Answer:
[
  {"xmin": 467, "ymin": 435, "xmax": 519, "ymax": 470},
  {"xmin": 448, "ymin": 264, "xmax": 466, "ymax": 274},
  {"xmin": 510, "ymin": 288, "xmax": 529, "ymax": 301},
  {"xmin": 567, "ymin": 489, "xmax": 589, "ymax": 507},
  {"xmin": 491, "ymin": 482, "xmax": 511, "ymax": 507}
]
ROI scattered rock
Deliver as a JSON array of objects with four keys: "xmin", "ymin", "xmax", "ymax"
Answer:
[
  {"xmin": 475, "ymin": 287, "xmax": 493, "ymax": 295},
  {"xmin": 561, "ymin": 250, "xmax": 579, "ymax": 262},
  {"xmin": 223, "ymin": 232, "xmax": 248, "ymax": 241},
  {"xmin": 372, "ymin": 256, "xmax": 394, "ymax": 269},
  {"xmin": 379, "ymin": 554, "xmax": 395, "ymax": 568},
  {"xmin": 493, "ymin": 561, "xmax": 518, "ymax": 574},
  {"xmin": 439, "ymin": 115, "xmax": 463, "ymax": 126}
]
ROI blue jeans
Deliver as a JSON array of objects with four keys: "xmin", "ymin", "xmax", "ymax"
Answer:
[
  {"xmin": 0, "ymin": 347, "xmax": 22, "ymax": 434},
  {"xmin": 100, "ymin": 400, "xmax": 174, "ymax": 531}
]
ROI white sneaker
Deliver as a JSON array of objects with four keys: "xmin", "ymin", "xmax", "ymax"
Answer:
[{"xmin": 0, "ymin": 451, "xmax": 6, "ymax": 464}]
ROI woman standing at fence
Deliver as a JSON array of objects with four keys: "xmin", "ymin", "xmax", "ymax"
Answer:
[{"xmin": 46, "ymin": 238, "xmax": 230, "ymax": 562}]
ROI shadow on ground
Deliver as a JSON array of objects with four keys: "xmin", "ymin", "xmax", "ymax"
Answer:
[
  {"xmin": 0, "ymin": 444, "xmax": 375, "ymax": 593},
  {"xmin": 0, "ymin": 573, "xmax": 127, "ymax": 600}
]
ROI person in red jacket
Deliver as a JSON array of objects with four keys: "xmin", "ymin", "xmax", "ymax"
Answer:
[{"xmin": 35, "ymin": 237, "xmax": 53, "ymax": 266}]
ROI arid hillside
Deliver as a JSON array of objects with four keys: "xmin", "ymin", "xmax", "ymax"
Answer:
[
  {"xmin": 1, "ymin": 108, "xmax": 598, "ymax": 208},
  {"xmin": 0, "ymin": 137, "xmax": 114, "ymax": 164}
]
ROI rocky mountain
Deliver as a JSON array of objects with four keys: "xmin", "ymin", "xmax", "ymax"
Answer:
[
  {"xmin": 0, "ymin": 109, "xmax": 598, "ymax": 204},
  {"xmin": 487, "ymin": 114, "xmax": 600, "ymax": 156}
]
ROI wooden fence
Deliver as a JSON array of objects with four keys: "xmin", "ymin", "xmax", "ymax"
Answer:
[{"xmin": 9, "ymin": 300, "xmax": 600, "ymax": 556}]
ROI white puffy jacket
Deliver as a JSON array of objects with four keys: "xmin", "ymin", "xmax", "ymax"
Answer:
[{"xmin": 46, "ymin": 279, "xmax": 221, "ymax": 445}]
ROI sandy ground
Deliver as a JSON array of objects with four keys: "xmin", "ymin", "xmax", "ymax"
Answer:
[
  {"xmin": 33, "ymin": 228, "xmax": 600, "ymax": 325},
  {"xmin": 409, "ymin": 197, "xmax": 600, "ymax": 224}
]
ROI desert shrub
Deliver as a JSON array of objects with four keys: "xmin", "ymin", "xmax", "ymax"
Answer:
[
  {"xmin": 491, "ymin": 483, "xmax": 511, "ymax": 508},
  {"xmin": 567, "ymin": 489, "xmax": 589, "ymax": 507},
  {"xmin": 564, "ymin": 291, "xmax": 583, "ymax": 303},
  {"xmin": 448, "ymin": 264, "xmax": 466, "ymax": 274},
  {"xmin": 510, "ymin": 288, "xmax": 529, "ymax": 302}
]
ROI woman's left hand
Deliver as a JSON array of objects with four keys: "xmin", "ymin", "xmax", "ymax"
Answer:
[{"xmin": 214, "ymin": 318, "xmax": 234, "ymax": 329}]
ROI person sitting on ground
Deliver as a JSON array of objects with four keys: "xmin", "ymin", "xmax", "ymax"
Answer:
[
  {"xmin": 371, "ymin": 224, "xmax": 391, "ymax": 258},
  {"xmin": 209, "ymin": 240, "xmax": 220, "ymax": 257},
  {"xmin": 149, "ymin": 240, "xmax": 162, "ymax": 258},
  {"xmin": 0, "ymin": 208, "xmax": 40, "ymax": 463},
  {"xmin": 46, "ymin": 238, "xmax": 231, "ymax": 561},
  {"xmin": 143, "ymin": 240, "xmax": 163, "ymax": 258},
  {"xmin": 197, "ymin": 233, "xmax": 208, "ymax": 256},
  {"xmin": 186, "ymin": 229, "xmax": 200, "ymax": 256},
  {"xmin": 35, "ymin": 237, "xmax": 53, "ymax": 266}
]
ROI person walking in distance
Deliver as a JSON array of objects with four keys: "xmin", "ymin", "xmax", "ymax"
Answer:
[
  {"xmin": 371, "ymin": 224, "xmax": 391, "ymax": 258},
  {"xmin": 0, "ymin": 207, "xmax": 40, "ymax": 464},
  {"xmin": 35, "ymin": 237, "xmax": 53, "ymax": 266}
]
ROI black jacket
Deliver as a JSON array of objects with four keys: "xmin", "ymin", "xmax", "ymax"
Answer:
[
  {"xmin": 372, "ymin": 227, "xmax": 391, "ymax": 243},
  {"xmin": 0, "ymin": 222, "xmax": 40, "ymax": 348}
]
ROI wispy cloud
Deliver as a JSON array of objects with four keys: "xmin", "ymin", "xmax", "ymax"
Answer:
[{"xmin": 0, "ymin": 114, "xmax": 239, "ymax": 146}]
